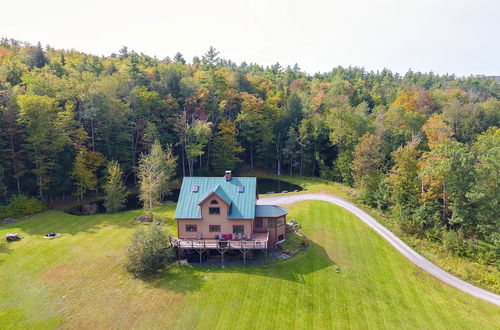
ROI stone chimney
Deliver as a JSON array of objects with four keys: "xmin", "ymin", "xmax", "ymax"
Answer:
[{"xmin": 225, "ymin": 170, "xmax": 232, "ymax": 181}]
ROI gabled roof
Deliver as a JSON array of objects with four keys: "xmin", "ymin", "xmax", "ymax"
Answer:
[
  {"xmin": 199, "ymin": 185, "xmax": 232, "ymax": 206},
  {"xmin": 175, "ymin": 176, "xmax": 257, "ymax": 219},
  {"xmin": 255, "ymin": 205, "xmax": 288, "ymax": 217}
]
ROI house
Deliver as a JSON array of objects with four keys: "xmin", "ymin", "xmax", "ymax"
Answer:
[{"xmin": 172, "ymin": 170, "xmax": 287, "ymax": 265}]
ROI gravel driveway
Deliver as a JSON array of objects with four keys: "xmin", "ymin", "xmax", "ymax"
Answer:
[{"xmin": 258, "ymin": 192, "xmax": 500, "ymax": 306}]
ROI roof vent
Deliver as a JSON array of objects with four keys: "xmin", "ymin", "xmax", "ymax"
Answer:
[
  {"xmin": 192, "ymin": 184, "xmax": 200, "ymax": 192},
  {"xmin": 238, "ymin": 186, "xmax": 245, "ymax": 193}
]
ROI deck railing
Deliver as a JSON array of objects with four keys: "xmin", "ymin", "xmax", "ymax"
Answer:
[{"xmin": 171, "ymin": 236, "xmax": 268, "ymax": 250}]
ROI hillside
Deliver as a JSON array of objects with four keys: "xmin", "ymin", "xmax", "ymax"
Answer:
[{"xmin": 1, "ymin": 202, "xmax": 499, "ymax": 328}]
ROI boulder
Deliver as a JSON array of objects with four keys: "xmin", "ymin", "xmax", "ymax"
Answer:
[
  {"xmin": 136, "ymin": 214, "xmax": 154, "ymax": 223},
  {"xmin": 1, "ymin": 218, "xmax": 17, "ymax": 225},
  {"xmin": 82, "ymin": 203, "xmax": 98, "ymax": 215}
]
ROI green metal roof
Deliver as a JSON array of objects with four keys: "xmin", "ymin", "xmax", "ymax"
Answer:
[
  {"xmin": 175, "ymin": 176, "xmax": 257, "ymax": 219},
  {"xmin": 255, "ymin": 205, "xmax": 288, "ymax": 217},
  {"xmin": 199, "ymin": 184, "xmax": 232, "ymax": 205}
]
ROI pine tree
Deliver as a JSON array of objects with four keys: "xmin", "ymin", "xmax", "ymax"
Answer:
[{"xmin": 173, "ymin": 52, "xmax": 186, "ymax": 64}]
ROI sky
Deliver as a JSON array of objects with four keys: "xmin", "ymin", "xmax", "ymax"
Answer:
[{"xmin": 1, "ymin": 0, "xmax": 499, "ymax": 76}]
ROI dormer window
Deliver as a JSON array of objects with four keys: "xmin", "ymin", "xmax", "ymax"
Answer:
[
  {"xmin": 209, "ymin": 207, "xmax": 220, "ymax": 215},
  {"xmin": 210, "ymin": 200, "xmax": 219, "ymax": 205}
]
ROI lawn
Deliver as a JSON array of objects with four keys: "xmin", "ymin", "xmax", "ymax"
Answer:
[
  {"xmin": 0, "ymin": 201, "xmax": 498, "ymax": 329},
  {"xmin": 247, "ymin": 170, "xmax": 500, "ymax": 294}
]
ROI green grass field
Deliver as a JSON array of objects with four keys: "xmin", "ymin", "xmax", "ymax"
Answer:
[
  {"xmin": 246, "ymin": 170, "xmax": 500, "ymax": 294},
  {"xmin": 0, "ymin": 201, "xmax": 498, "ymax": 329}
]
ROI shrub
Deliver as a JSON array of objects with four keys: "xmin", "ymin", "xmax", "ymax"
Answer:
[
  {"xmin": 126, "ymin": 223, "xmax": 175, "ymax": 277},
  {"xmin": 0, "ymin": 195, "xmax": 45, "ymax": 219},
  {"xmin": 442, "ymin": 230, "xmax": 462, "ymax": 253}
]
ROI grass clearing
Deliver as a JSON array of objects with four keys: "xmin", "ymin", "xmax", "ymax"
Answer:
[
  {"xmin": 0, "ymin": 201, "xmax": 499, "ymax": 329},
  {"xmin": 247, "ymin": 170, "xmax": 500, "ymax": 294}
]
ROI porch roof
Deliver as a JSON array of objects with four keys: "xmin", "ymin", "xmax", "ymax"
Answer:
[{"xmin": 255, "ymin": 205, "xmax": 288, "ymax": 217}]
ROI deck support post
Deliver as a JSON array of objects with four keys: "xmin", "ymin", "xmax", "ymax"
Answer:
[
  {"xmin": 239, "ymin": 248, "xmax": 250, "ymax": 266},
  {"xmin": 177, "ymin": 245, "xmax": 181, "ymax": 266},
  {"xmin": 217, "ymin": 246, "xmax": 228, "ymax": 268},
  {"xmin": 194, "ymin": 248, "xmax": 205, "ymax": 264}
]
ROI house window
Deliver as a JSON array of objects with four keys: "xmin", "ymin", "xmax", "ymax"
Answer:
[
  {"xmin": 210, "ymin": 200, "xmax": 218, "ymax": 205},
  {"xmin": 277, "ymin": 217, "xmax": 285, "ymax": 226},
  {"xmin": 233, "ymin": 225, "xmax": 244, "ymax": 234},
  {"xmin": 255, "ymin": 219, "xmax": 263, "ymax": 228},
  {"xmin": 209, "ymin": 225, "xmax": 221, "ymax": 232},
  {"xmin": 186, "ymin": 225, "xmax": 197, "ymax": 232},
  {"xmin": 278, "ymin": 234, "xmax": 284, "ymax": 241},
  {"xmin": 209, "ymin": 207, "xmax": 220, "ymax": 215},
  {"xmin": 268, "ymin": 219, "xmax": 276, "ymax": 227}
]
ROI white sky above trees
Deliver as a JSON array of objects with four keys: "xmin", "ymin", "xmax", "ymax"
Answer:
[{"xmin": 2, "ymin": 0, "xmax": 499, "ymax": 76}]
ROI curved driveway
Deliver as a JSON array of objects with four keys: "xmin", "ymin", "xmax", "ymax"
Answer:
[{"xmin": 258, "ymin": 192, "xmax": 500, "ymax": 306}]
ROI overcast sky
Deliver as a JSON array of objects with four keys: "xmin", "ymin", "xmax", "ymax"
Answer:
[{"xmin": 2, "ymin": 0, "xmax": 499, "ymax": 76}]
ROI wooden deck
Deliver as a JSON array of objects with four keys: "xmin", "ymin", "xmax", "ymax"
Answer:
[{"xmin": 171, "ymin": 232, "xmax": 269, "ymax": 250}]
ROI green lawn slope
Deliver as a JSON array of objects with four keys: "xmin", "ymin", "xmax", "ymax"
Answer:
[{"xmin": 0, "ymin": 201, "xmax": 498, "ymax": 329}]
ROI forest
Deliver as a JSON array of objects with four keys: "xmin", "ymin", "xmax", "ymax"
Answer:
[{"xmin": 0, "ymin": 39, "xmax": 498, "ymax": 266}]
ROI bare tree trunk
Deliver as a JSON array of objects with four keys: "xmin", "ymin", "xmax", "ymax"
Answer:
[
  {"xmin": 9, "ymin": 135, "xmax": 21, "ymax": 194},
  {"xmin": 132, "ymin": 129, "xmax": 139, "ymax": 184},
  {"xmin": 35, "ymin": 160, "xmax": 43, "ymax": 199},
  {"xmin": 91, "ymin": 119, "xmax": 95, "ymax": 152},
  {"xmin": 312, "ymin": 143, "xmax": 316, "ymax": 177},
  {"xmin": 442, "ymin": 183, "xmax": 446, "ymax": 222},
  {"xmin": 181, "ymin": 145, "xmax": 186, "ymax": 177},
  {"xmin": 206, "ymin": 138, "xmax": 212, "ymax": 168},
  {"xmin": 250, "ymin": 145, "xmax": 253, "ymax": 169},
  {"xmin": 276, "ymin": 133, "xmax": 281, "ymax": 176},
  {"xmin": 300, "ymin": 149, "xmax": 303, "ymax": 177},
  {"xmin": 149, "ymin": 190, "xmax": 153, "ymax": 217}
]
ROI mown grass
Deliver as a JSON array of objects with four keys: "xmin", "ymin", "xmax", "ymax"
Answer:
[
  {"xmin": 281, "ymin": 231, "xmax": 308, "ymax": 254},
  {"xmin": 1, "ymin": 201, "xmax": 498, "ymax": 329},
  {"xmin": 248, "ymin": 170, "xmax": 500, "ymax": 294}
]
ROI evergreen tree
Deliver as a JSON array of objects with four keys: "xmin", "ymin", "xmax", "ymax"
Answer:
[
  {"xmin": 173, "ymin": 52, "xmax": 186, "ymax": 64},
  {"xmin": 27, "ymin": 42, "xmax": 47, "ymax": 68}
]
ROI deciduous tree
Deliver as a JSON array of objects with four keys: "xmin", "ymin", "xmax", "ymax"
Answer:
[{"xmin": 103, "ymin": 160, "xmax": 126, "ymax": 213}]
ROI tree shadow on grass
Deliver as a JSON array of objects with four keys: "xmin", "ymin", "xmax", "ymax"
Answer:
[
  {"xmin": 3, "ymin": 207, "xmax": 176, "ymax": 237},
  {"xmin": 147, "ymin": 265, "xmax": 205, "ymax": 293},
  {"xmin": 187, "ymin": 240, "xmax": 337, "ymax": 284},
  {"xmin": 0, "ymin": 241, "xmax": 12, "ymax": 265}
]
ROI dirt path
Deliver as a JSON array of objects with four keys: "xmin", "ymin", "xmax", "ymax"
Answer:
[{"xmin": 258, "ymin": 192, "xmax": 500, "ymax": 306}]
